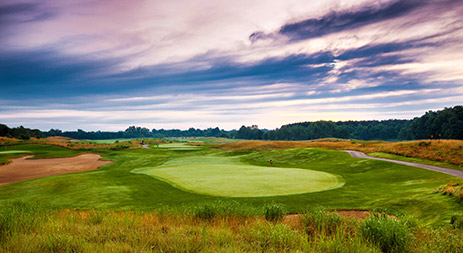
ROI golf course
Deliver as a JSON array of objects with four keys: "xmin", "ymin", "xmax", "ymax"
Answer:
[{"xmin": 1, "ymin": 138, "xmax": 462, "ymax": 251}]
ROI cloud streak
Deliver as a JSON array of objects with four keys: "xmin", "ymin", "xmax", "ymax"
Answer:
[{"xmin": 0, "ymin": 0, "xmax": 462, "ymax": 131}]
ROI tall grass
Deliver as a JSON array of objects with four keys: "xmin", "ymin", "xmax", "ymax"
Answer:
[
  {"xmin": 0, "ymin": 201, "xmax": 46, "ymax": 242},
  {"xmin": 2, "ymin": 201, "xmax": 463, "ymax": 252},
  {"xmin": 301, "ymin": 207, "xmax": 344, "ymax": 236},
  {"xmin": 360, "ymin": 213, "xmax": 412, "ymax": 253},
  {"xmin": 263, "ymin": 202, "xmax": 285, "ymax": 222}
]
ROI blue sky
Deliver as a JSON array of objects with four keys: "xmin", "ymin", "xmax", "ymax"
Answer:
[{"xmin": 0, "ymin": 0, "xmax": 462, "ymax": 131}]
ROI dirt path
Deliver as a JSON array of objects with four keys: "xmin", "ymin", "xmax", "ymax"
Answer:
[
  {"xmin": 0, "ymin": 154, "xmax": 112, "ymax": 185},
  {"xmin": 343, "ymin": 150, "xmax": 463, "ymax": 178}
]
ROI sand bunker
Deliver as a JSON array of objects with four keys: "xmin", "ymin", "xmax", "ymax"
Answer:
[{"xmin": 0, "ymin": 154, "xmax": 112, "ymax": 185}]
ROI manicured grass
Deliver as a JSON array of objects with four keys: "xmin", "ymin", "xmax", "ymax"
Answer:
[
  {"xmin": 0, "ymin": 150, "xmax": 31, "ymax": 154},
  {"xmin": 0, "ymin": 144, "xmax": 83, "ymax": 165},
  {"xmin": 158, "ymin": 143, "xmax": 201, "ymax": 150},
  {"xmin": 132, "ymin": 155, "xmax": 344, "ymax": 197},
  {"xmin": 80, "ymin": 138, "xmax": 137, "ymax": 144},
  {"xmin": 0, "ymin": 144, "xmax": 461, "ymax": 225}
]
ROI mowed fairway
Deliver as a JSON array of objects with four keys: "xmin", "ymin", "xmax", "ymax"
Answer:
[{"xmin": 131, "ymin": 156, "xmax": 344, "ymax": 197}]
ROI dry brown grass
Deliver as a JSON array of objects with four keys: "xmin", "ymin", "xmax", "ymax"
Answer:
[
  {"xmin": 0, "ymin": 136, "xmax": 19, "ymax": 143},
  {"xmin": 25, "ymin": 137, "xmax": 139, "ymax": 150},
  {"xmin": 434, "ymin": 180, "xmax": 463, "ymax": 200},
  {"xmin": 218, "ymin": 139, "xmax": 463, "ymax": 166}
]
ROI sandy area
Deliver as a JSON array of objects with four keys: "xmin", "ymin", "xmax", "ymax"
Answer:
[{"xmin": 0, "ymin": 154, "xmax": 112, "ymax": 185}]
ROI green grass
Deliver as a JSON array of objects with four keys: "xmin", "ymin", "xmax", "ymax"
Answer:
[
  {"xmin": 132, "ymin": 155, "xmax": 344, "ymax": 197},
  {"xmin": 79, "ymin": 138, "xmax": 138, "ymax": 144},
  {"xmin": 157, "ymin": 143, "xmax": 201, "ymax": 150},
  {"xmin": 0, "ymin": 150, "xmax": 31, "ymax": 154},
  {"xmin": 0, "ymin": 144, "xmax": 83, "ymax": 165},
  {"xmin": 369, "ymin": 152, "xmax": 463, "ymax": 171},
  {"xmin": 2, "ymin": 201, "xmax": 462, "ymax": 252},
  {"xmin": 0, "ymin": 144, "xmax": 461, "ymax": 225}
]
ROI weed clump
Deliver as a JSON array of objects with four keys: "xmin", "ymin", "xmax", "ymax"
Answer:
[
  {"xmin": 301, "ymin": 207, "xmax": 343, "ymax": 236},
  {"xmin": 434, "ymin": 180, "xmax": 463, "ymax": 201},
  {"xmin": 360, "ymin": 213, "xmax": 411, "ymax": 253},
  {"xmin": 191, "ymin": 201, "xmax": 259, "ymax": 221},
  {"xmin": 263, "ymin": 203, "xmax": 285, "ymax": 222},
  {"xmin": 193, "ymin": 204, "xmax": 217, "ymax": 221}
]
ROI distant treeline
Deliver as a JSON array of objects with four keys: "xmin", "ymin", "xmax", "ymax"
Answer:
[
  {"xmin": 1, "ymin": 106, "xmax": 462, "ymax": 141},
  {"xmin": 259, "ymin": 106, "xmax": 462, "ymax": 141},
  {"xmin": 260, "ymin": 106, "xmax": 462, "ymax": 140},
  {"xmin": 0, "ymin": 124, "xmax": 43, "ymax": 140},
  {"xmin": 46, "ymin": 126, "xmax": 235, "ymax": 140}
]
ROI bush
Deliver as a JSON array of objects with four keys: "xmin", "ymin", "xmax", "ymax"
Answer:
[
  {"xmin": 360, "ymin": 213, "xmax": 411, "ymax": 253},
  {"xmin": 263, "ymin": 203, "xmax": 285, "ymax": 222}
]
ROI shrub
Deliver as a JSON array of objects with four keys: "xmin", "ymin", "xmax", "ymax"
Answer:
[
  {"xmin": 360, "ymin": 213, "xmax": 411, "ymax": 253},
  {"xmin": 263, "ymin": 203, "xmax": 285, "ymax": 222}
]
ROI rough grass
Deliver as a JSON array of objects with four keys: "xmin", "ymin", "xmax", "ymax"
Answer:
[
  {"xmin": 0, "ymin": 137, "xmax": 19, "ymax": 144},
  {"xmin": 1, "ymin": 201, "xmax": 462, "ymax": 252},
  {"xmin": 434, "ymin": 180, "xmax": 463, "ymax": 201},
  {"xmin": 11, "ymin": 136, "xmax": 140, "ymax": 151},
  {"xmin": 218, "ymin": 139, "xmax": 463, "ymax": 169}
]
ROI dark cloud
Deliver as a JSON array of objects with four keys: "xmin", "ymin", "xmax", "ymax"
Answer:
[
  {"xmin": 0, "ymin": 2, "xmax": 39, "ymax": 16},
  {"xmin": 107, "ymin": 52, "xmax": 335, "ymax": 87},
  {"xmin": 0, "ymin": 49, "xmax": 121, "ymax": 97},
  {"xmin": 251, "ymin": 0, "xmax": 433, "ymax": 42},
  {"xmin": 0, "ymin": 2, "xmax": 55, "ymax": 31}
]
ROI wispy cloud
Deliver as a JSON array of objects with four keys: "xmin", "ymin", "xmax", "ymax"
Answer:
[{"xmin": 0, "ymin": 0, "xmax": 462, "ymax": 130}]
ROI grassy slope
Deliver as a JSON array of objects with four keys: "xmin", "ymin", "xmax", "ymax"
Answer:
[
  {"xmin": 219, "ymin": 139, "xmax": 463, "ymax": 170},
  {"xmin": 0, "ymin": 144, "xmax": 461, "ymax": 225}
]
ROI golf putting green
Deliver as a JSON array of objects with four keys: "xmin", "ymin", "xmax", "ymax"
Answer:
[
  {"xmin": 131, "ymin": 156, "xmax": 344, "ymax": 197},
  {"xmin": 158, "ymin": 143, "xmax": 201, "ymax": 150},
  {"xmin": 0, "ymin": 150, "xmax": 31, "ymax": 154}
]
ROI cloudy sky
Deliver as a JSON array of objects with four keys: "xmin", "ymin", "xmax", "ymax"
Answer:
[{"xmin": 1, "ymin": 0, "xmax": 462, "ymax": 131}]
